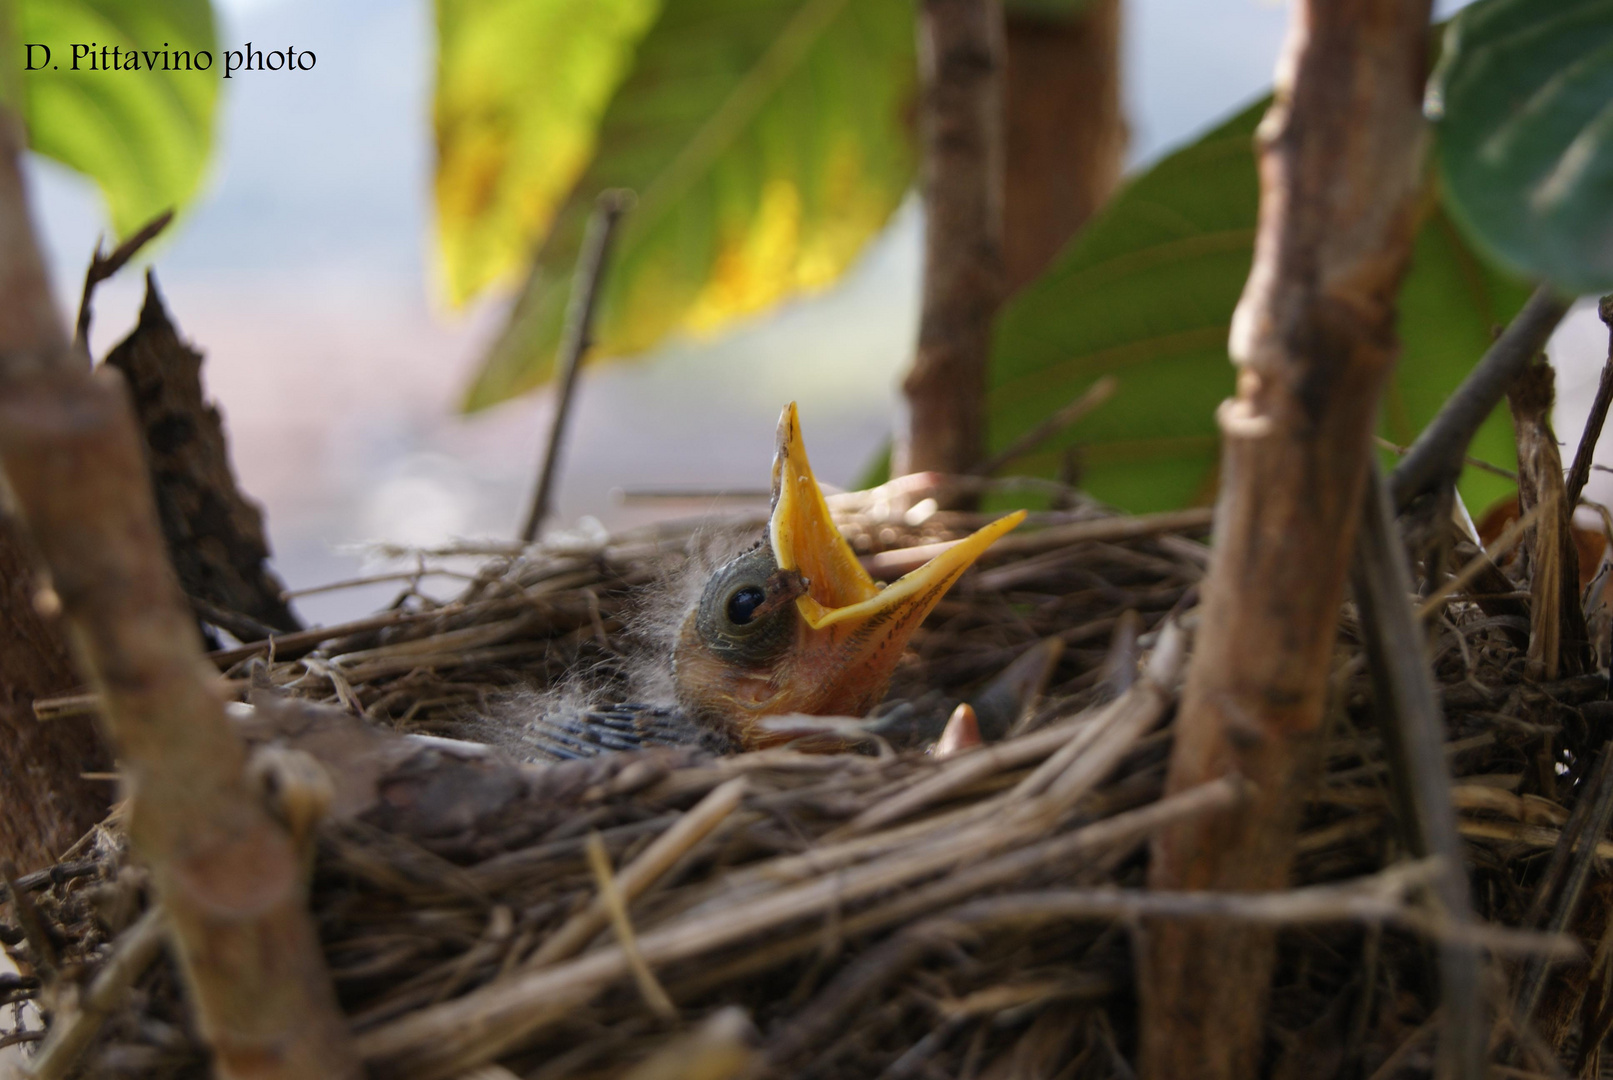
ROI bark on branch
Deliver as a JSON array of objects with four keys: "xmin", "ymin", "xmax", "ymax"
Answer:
[
  {"xmin": 1139, "ymin": 3, "xmax": 1435, "ymax": 1077},
  {"xmin": 0, "ymin": 112, "xmax": 110, "ymax": 875},
  {"xmin": 103, "ymin": 272, "xmax": 301, "ymax": 638},
  {"xmin": 0, "ymin": 116, "xmax": 358, "ymax": 1078},
  {"xmin": 898, "ymin": 0, "xmax": 1007, "ymax": 483}
]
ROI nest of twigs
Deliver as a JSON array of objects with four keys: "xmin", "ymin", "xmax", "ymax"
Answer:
[{"xmin": 5, "ymin": 491, "xmax": 1611, "ymax": 1080}]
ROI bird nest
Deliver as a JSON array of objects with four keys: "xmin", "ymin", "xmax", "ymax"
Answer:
[{"xmin": 5, "ymin": 493, "xmax": 1608, "ymax": 1080}]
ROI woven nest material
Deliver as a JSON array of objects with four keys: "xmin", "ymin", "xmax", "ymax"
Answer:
[{"xmin": 4, "ymin": 495, "xmax": 1608, "ymax": 1080}]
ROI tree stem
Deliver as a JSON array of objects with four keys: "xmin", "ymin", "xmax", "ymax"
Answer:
[
  {"xmin": 898, "ymin": 0, "xmax": 1007, "ymax": 487},
  {"xmin": 1139, "ymin": 1, "xmax": 1435, "ymax": 1075},
  {"xmin": 0, "ymin": 104, "xmax": 359, "ymax": 1080}
]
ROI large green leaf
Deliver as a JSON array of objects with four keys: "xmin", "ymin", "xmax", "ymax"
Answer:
[
  {"xmin": 434, "ymin": 0, "xmax": 663, "ymax": 306},
  {"xmin": 463, "ymin": 0, "xmax": 916, "ymax": 412},
  {"xmin": 1431, "ymin": 0, "xmax": 1613, "ymax": 294},
  {"xmin": 18, "ymin": 0, "xmax": 218, "ymax": 235},
  {"xmin": 988, "ymin": 99, "xmax": 1529, "ymax": 514}
]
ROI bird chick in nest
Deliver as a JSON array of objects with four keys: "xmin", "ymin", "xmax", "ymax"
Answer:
[{"xmin": 492, "ymin": 403, "xmax": 1025, "ymax": 761}]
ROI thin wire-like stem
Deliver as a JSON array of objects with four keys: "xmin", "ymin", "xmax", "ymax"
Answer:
[
  {"xmin": 1352, "ymin": 461, "xmax": 1484, "ymax": 1079},
  {"xmin": 73, "ymin": 209, "xmax": 173, "ymax": 352},
  {"xmin": 1390, "ymin": 284, "xmax": 1572, "ymax": 512},
  {"xmin": 1564, "ymin": 296, "xmax": 1613, "ymax": 510},
  {"xmin": 519, "ymin": 190, "xmax": 633, "ymax": 542},
  {"xmin": 1512, "ymin": 741, "xmax": 1613, "ymax": 1025}
]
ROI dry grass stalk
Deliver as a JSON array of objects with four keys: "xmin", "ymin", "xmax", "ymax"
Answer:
[
  {"xmin": 1508, "ymin": 358, "xmax": 1593, "ymax": 680},
  {"xmin": 584, "ymin": 833, "xmax": 676, "ymax": 1021},
  {"xmin": 20, "ymin": 907, "xmax": 165, "ymax": 1080},
  {"xmin": 530, "ymin": 779, "xmax": 746, "ymax": 966}
]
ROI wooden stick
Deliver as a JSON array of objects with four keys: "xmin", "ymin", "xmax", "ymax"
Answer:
[
  {"xmin": 1511, "ymin": 741, "xmax": 1613, "ymax": 1026},
  {"xmin": 1141, "ymin": 2, "xmax": 1437, "ymax": 1076},
  {"xmin": 519, "ymin": 189, "xmax": 632, "ymax": 542},
  {"xmin": 896, "ymin": 0, "xmax": 1006, "ymax": 487},
  {"xmin": 987, "ymin": 506, "xmax": 1212, "ymax": 557},
  {"xmin": 21, "ymin": 907, "xmax": 166, "ymax": 1080},
  {"xmin": 1390, "ymin": 284, "xmax": 1572, "ymax": 512},
  {"xmin": 0, "ymin": 98, "xmax": 107, "ymax": 874},
  {"xmin": 0, "ymin": 107, "xmax": 359, "ymax": 1080},
  {"xmin": 936, "ymin": 860, "xmax": 1565, "ymax": 958},
  {"xmin": 1351, "ymin": 462, "xmax": 1484, "ymax": 1075}
]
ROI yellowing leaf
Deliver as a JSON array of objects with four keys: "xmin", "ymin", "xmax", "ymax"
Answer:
[
  {"xmin": 19, "ymin": 0, "xmax": 218, "ymax": 236},
  {"xmin": 434, "ymin": 0, "xmax": 662, "ymax": 306},
  {"xmin": 461, "ymin": 0, "xmax": 917, "ymax": 412}
]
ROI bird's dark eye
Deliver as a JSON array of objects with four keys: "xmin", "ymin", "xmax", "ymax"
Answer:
[
  {"xmin": 726, "ymin": 585, "xmax": 766, "ymax": 626},
  {"xmin": 688, "ymin": 544, "xmax": 796, "ymax": 666}
]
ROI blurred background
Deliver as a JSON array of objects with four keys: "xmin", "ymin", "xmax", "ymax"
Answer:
[{"xmin": 23, "ymin": 0, "xmax": 1605, "ymax": 625}]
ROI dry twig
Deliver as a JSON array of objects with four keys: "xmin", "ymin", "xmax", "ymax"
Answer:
[
  {"xmin": 898, "ymin": 0, "xmax": 1006, "ymax": 485},
  {"xmin": 1391, "ymin": 285, "xmax": 1573, "ymax": 512},
  {"xmin": 1351, "ymin": 462, "xmax": 1483, "ymax": 1075},
  {"xmin": 520, "ymin": 190, "xmax": 632, "ymax": 542},
  {"xmin": 0, "ymin": 103, "xmax": 358, "ymax": 1080},
  {"xmin": 1143, "ymin": 2, "xmax": 1438, "ymax": 1076}
]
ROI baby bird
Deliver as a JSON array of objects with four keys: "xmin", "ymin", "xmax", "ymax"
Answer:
[{"xmin": 504, "ymin": 403, "xmax": 1024, "ymax": 761}]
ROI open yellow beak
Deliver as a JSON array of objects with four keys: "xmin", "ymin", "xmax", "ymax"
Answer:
[{"xmin": 766, "ymin": 403, "xmax": 1025, "ymax": 716}]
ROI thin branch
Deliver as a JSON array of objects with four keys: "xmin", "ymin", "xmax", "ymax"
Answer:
[
  {"xmin": 529, "ymin": 778, "xmax": 746, "ymax": 965},
  {"xmin": 0, "ymin": 106, "xmax": 359, "ymax": 1080},
  {"xmin": 519, "ymin": 190, "xmax": 633, "ymax": 542},
  {"xmin": 937, "ymin": 862, "xmax": 1566, "ymax": 958},
  {"xmin": 1512, "ymin": 741, "xmax": 1613, "ymax": 1024},
  {"xmin": 1, "ymin": 861, "xmax": 59, "ymax": 973},
  {"xmin": 1564, "ymin": 295, "xmax": 1613, "ymax": 510},
  {"xmin": 896, "ymin": 0, "xmax": 1007, "ymax": 488},
  {"xmin": 1390, "ymin": 284, "xmax": 1573, "ymax": 512},
  {"xmin": 1375, "ymin": 435, "xmax": 1516, "ymax": 484},
  {"xmin": 1416, "ymin": 503, "xmax": 1541, "ymax": 621},
  {"xmin": 22, "ymin": 906, "xmax": 166, "ymax": 1080},
  {"xmin": 1141, "ymin": 1, "xmax": 1438, "ymax": 1075},
  {"xmin": 1351, "ymin": 461, "xmax": 1484, "ymax": 1078},
  {"xmin": 73, "ymin": 208, "xmax": 173, "ymax": 352},
  {"xmin": 190, "ymin": 596, "xmax": 282, "ymax": 644},
  {"xmin": 972, "ymin": 375, "xmax": 1117, "ymax": 475}
]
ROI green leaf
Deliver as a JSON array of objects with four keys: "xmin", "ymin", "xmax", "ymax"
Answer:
[
  {"xmin": 988, "ymin": 99, "xmax": 1529, "ymax": 514},
  {"xmin": 19, "ymin": 0, "xmax": 219, "ymax": 236},
  {"xmin": 462, "ymin": 0, "xmax": 917, "ymax": 412},
  {"xmin": 434, "ymin": 0, "xmax": 663, "ymax": 306},
  {"xmin": 1431, "ymin": 0, "xmax": 1613, "ymax": 294}
]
